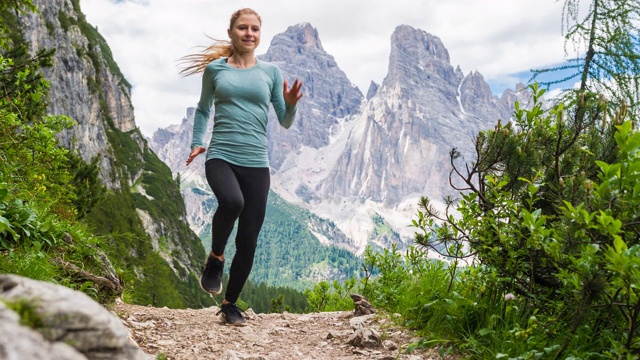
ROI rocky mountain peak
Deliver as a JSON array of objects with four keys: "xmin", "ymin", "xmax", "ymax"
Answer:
[
  {"xmin": 261, "ymin": 23, "xmax": 363, "ymax": 169},
  {"xmin": 387, "ymin": 25, "xmax": 451, "ymax": 81},
  {"xmin": 392, "ymin": 25, "xmax": 450, "ymax": 61},
  {"xmin": 382, "ymin": 25, "xmax": 460, "ymax": 101},
  {"xmin": 312, "ymin": 24, "xmax": 520, "ymax": 211},
  {"xmin": 294, "ymin": 22, "xmax": 323, "ymax": 51},
  {"xmin": 366, "ymin": 81, "xmax": 380, "ymax": 101},
  {"xmin": 460, "ymin": 70, "xmax": 495, "ymax": 108},
  {"xmin": 266, "ymin": 22, "xmax": 324, "ymax": 55}
]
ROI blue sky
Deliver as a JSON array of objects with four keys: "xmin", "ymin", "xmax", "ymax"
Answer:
[
  {"xmin": 80, "ymin": 0, "xmax": 577, "ymax": 136},
  {"xmin": 491, "ymin": 61, "xmax": 584, "ymax": 94}
]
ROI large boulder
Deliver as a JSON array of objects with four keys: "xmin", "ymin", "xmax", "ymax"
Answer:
[{"xmin": 0, "ymin": 274, "xmax": 150, "ymax": 360}]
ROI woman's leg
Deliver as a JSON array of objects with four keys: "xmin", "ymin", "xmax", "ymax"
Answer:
[
  {"xmin": 205, "ymin": 159, "xmax": 244, "ymax": 257},
  {"xmin": 224, "ymin": 165, "xmax": 270, "ymax": 304}
]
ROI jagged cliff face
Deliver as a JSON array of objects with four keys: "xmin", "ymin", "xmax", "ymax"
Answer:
[
  {"xmin": 260, "ymin": 23, "xmax": 363, "ymax": 169},
  {"xmin": 316, "ymin": 25, "xmax": 521, "ymax": 203},
  {"xmin": 271, "ymin": 25, "xmax": 530, "ymax": 250},
  {"xmin": 151, "ymin": 23, "xmax": 531, "ymax": 254},
  {"xmin": 20, "ymin": 0, "xmax": 136, "ymax": 189}
]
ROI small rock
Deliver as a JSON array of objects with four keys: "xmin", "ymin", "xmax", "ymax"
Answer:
[
  {"xmin": 244, "ymin": 308, "xmax": 256, "ymax": 319},
  {"xmin": 352, "ymin": 348, "xmax": 370, "ymax": 355},
  {"xmin": 220, "ymin": 350, "xmax": 241, "ymax": 360},
  {"xmin": 349, "ymin": 314, "xmax": 376, "ymax": 330},
  {"xmin": 347, "ymin": 328, "xmax": 382, "ymax": 348},
  {"xmin": 406, "ymin": 356, "xmax": 424, "ymax": 360},
  {"xmin": 350, "ymin": 294, "xmax": 375, "ymax": 316},
  {"xmin": 383, "ymin": 340, "xmax": 398, "ymax": 350}
]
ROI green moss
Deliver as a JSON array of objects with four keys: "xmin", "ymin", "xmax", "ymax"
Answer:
[
  {"xmin": 57, "ymin": 10, "xmax": 71, "ymax": 32},
  {"xmin": 86, "ymin": 76, "xmax": 97, "ymax": 94},
  {"xmin": 44, "ymin": 18, "xmax": 55, "ymax": 36},
  {"xmin": 65, "ymin": 0, "xmax": 131, "ymax": 90},
  {"xmin": 104, "ymin": 128, "xmax": 143, "ymax": 180},
  {"xmin": 4, "ymin": 299, "xmax": 44, "ymax": 329}
]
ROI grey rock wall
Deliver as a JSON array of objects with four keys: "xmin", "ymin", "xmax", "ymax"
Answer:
[
  {"xmin": 261, "ymin": 23, "xmax": 364, "ymax": 169},
  {"xmin": 19, "ymin": 0, "xmax": 136, "ymax": 189},
  {"xmin": 17, "ymin": 0, "xmax": 208, "ymax": 295},
  {"xmin": 318, "ymin": 25, "xmax": 526, "ymax": 204}
]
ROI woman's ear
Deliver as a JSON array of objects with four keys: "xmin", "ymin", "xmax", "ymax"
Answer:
[{"xmin": 227, "ymin": 28, "xmax": 232, "ymax": 39}]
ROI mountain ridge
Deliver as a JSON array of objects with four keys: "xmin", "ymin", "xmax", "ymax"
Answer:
[{"xmin": 150, "ymin": 22, "xmax": 532, "ymax": 256}]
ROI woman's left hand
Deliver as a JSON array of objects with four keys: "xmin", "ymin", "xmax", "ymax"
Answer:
[{"xmin": 283, "ymin": 78, "xmax": 303, "ymax": 107}]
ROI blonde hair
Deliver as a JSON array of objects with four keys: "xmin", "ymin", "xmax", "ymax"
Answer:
[{"xmin": 179, "ymin": 8, "xmax": 262, "ymax": 76}]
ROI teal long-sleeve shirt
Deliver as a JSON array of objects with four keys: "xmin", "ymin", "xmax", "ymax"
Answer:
[{"xmin": 190, "ymin": 58, "xmax": 297, "ymax": 168}]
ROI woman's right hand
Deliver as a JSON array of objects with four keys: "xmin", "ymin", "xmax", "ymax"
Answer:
[{"xmin": 186, "ymin": 146, "xmax": 206, "ymax": 166}]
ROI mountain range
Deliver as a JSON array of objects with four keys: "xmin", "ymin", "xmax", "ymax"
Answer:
[{"xmin": 149, "ymin": 23, "xmax": 531, "ymax": 256}]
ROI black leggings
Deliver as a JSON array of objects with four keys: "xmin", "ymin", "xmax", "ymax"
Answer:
[{"xmin": 205, "ymin": 158, "xmax": 270, "ymax": 304}]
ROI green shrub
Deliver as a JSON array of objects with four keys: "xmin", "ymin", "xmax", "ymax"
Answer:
[
  {"xmin": 305, "ymin": 278, "xmax": 357, "ymax": 312},
  {"xmin": 410, "ymin": 87, "xmax": 640, "ymax": 357}
]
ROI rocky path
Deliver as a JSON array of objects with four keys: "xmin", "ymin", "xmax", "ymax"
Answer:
[{"xmin": 113, "ymin": 301, "xmax": 444, "ymax": 360}]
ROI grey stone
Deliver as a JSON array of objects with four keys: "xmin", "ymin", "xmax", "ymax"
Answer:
[
  {"xmin": 383, "ymin": 340, "xmax": 398, "ymax": 350},
  {"xmin": 349, "ymin": 314, "xmax": 377, "ymax": 330},
  {"xmin": 347, "ymin": 327, "xmax": 382, "ymax": 348},
  {"xmin": 0, "ymin": 275, "xmax": 151, "ymax": 360},
  {"xmin": 350, "ymin": 294, "xmax": 375, "ymax": 316}
]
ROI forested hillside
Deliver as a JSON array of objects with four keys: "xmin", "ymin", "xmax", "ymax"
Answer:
[{"xmin": 199, "ymin": 191, "xmax": 363, "ymax": 290}]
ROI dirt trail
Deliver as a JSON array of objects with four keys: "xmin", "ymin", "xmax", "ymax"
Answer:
[{"xmin": 113, "ymin": 300, "xmax": 446, "ymax": 360}]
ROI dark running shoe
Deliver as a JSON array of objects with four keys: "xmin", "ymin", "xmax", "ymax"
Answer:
[
  {"xmin": 200, "ymin": 254, "xmax": 223, "ymax": 295},
  {"xmin": 217, "ymin": 302, "xmax": 247, "ymax": 326}
]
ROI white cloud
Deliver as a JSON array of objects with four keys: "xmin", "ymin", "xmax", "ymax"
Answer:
[{"xmin": 79, "ymin": 0, "xmax": 570, "ymax": 136}]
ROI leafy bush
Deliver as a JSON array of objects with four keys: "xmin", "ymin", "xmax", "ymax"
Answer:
[
  {"xmin": 340, "ymin": 85, "xmax": 640, "ymax": 357},
  {"xmin": 304, "ymin": 278, "xmax": 357, "ymax": 312},
  {"xmin": 407, "ymin": 86, "xmax": 640, "ymax": 357}
]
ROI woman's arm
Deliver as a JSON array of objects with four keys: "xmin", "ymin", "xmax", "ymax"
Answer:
[
  {"xmin": 191, "ymin": 64, "xmax": 215, "ymax": 148},
  {"xmin": 187, "ymin": 63, "xmax": 215, "ymax": 165}
]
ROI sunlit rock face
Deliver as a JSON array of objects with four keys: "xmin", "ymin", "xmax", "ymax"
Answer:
[{"xmin": 21, "ymin": 0, "xmax": 137, "ymax": 189}]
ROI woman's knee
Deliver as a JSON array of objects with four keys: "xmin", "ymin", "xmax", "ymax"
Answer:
[{"xmin": 219, "ymin": 197, "xmax": 244, "ymax": 217}]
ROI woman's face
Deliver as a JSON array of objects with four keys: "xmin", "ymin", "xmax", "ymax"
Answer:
[{"xmin": 228, "ymin": 14, "xmax": 261, "ymax": 55}]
